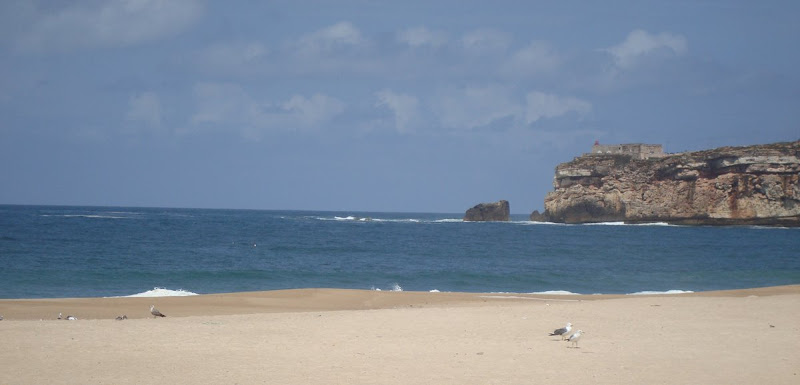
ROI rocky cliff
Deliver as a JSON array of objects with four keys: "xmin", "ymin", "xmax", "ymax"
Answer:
[
  {"xmin": 543, "ymin": 140, "xmax": 800, "ymax": 226},
  {"xmin": 464, "ymin": 200, "xmax": 510, "ymax": 222}
]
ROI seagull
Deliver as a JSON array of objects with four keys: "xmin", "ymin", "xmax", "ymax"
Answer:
[
  {"xmin": 115, "ymin": 315, "xmax": 128, "ymax": 320},
  {"xmin": 66, "ymin": 315, "xmax": 77, "ymax": 321},
  {"xmin": 567, "ymin": 330, "xmax": 583, "ymax": 348},
  {"xmin": 549, "ymin": 322, "xmax": 572, "ymax": 340},
  {"xmin": 150, "ymin": 305, "xmax": 166, "ymax": 318},
  {"xmin": 58, "ymin": 312, "xmax": 63, "ymax": 320},
  {"xmin": 0, "ymin": 315, "xmax": 3, "ymax": 321}
]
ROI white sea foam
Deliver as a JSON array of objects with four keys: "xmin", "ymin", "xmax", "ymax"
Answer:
[
  {"xmin": 120, "ymin": 287, "xmax": 199, "ymax": 297},
  {"xmin": 371, "ymin": 283, "xmax": 404, "ymax": 292},
  {"xmin": 749, "ymin": 225, "xmax": 795, "ymax": 230},
  {"xmin": 516, "ymin": 220, "xmax": 676, "ymax": 226},
  {"xmin": 530, "ymin": 290, "xmax": 581, "ymax": 295},
  {"xmin": 480, "ymin": 295, "xmax": 582, "ymax": 302},
  {"xmin": 322, "ymin": 215, "xmax": 446, "ymax": 223},
  {"xmin": 517, "ymin": 221, "xmax": 562, "ymax": 225},
  {"xmin": 42, "ymin": 214, "xmax": 128, "ymax": 219},
  {"xmin": 429, "ymin": 289, "xmax": 440, "ymax": 293},
  {"xmin": 371, "ymin": 218, "xmax": 421, "ymax": 223},
  {"xmin": 581, "ymin": 221, "xmax": 680, "ymax": 227},
  {"xmin": 314, "ymin": 214, "xmax": 469, "ymax": 223},
  {"xmin": 628, "ymin": 289, "xmax": 694, "ymax": 295}
]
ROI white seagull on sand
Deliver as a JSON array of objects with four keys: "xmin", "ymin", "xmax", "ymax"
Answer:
[
  {"xmin": 567, "ymin": 330, "xmax": 583, "ymax": 348},
  {"xmin": 150, "ymin": 305, "xmax": 166, "ymax": 318},
  {"xmin": 549, "ymin": 322, "xmax": 572, "ymax": 340}
]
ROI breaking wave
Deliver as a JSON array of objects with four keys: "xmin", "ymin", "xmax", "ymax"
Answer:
[
  {"xmin": 119, "ymin": 287, "xmax": 199, "ymax": 297},
  {"xmin": 628, "ymin": 290, "xmax": 694, "ymax": 295},
  {"xmin": 372, "ymin": 283, "xmax": 404, "ymax": 292}
]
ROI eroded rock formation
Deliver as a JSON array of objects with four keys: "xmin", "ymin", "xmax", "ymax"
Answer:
[
  {"xmin": 464, "ymin": 200, "xmax": 510, "ymax": 222},
  {"xmin": 543, "ymin": 140, "xmax": 800, "ymax": 226},
  {"xmin": 528, "ymin": 210, "xmax": 548, "ymax": 222}
]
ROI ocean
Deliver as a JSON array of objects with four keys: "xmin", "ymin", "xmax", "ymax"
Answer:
[{"xmin": 1, "ymin": 205, "xmax": 798, "ymax": 299}]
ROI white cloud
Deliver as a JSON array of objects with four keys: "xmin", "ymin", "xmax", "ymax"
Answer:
[
  {"xmin": 189, "ymin": 82, "xmax": 345, "ymax": 139},
  {"xmin": 397, "ymin": 27, "xmax": 448, "ymax": 48},
  {"xmin": 531, "ymin": 128, "xmax": 608, "ymax": 150},
  {"xmin": 190, "ymin": 82, "xmax": 251, "ymax": 126},
  {"xmin": 281, "ymin": 94, "xmax": 345, "ymax": 127},
  {"xmin": 17, "ymin": 0, "xmax": 203, "ymax": 52},
  {"xmin": 606, "ymin": 29, "xmax": 688, "ymax": 69},
  {"xmin": 375, "ymin": 90, "xmax": 420, "ymax": 133},
  {"xmin": 525, "ymin": 91, "xmax": 591, "ymax": 124},
  {"xmin": 435, "ymin": 85, "xmax": 522, "ymax": 130},
  {"xmin": 502, "ymin": 41, "xmax": 560, "ymax": 76},
  {"xmin": 126, "ymin": 91, "xmax": 162, "ymax": 128},
  {"xmin": 296, "ymin": 21, "xmax": 364, "ymax": 55},
  {"xmin": 200, "ymin": 41, "xmax": 268, "ymax": 69},
  {"xmin": 460, "ymin": 28, "xmax": 512, "ymax": 54},
  {"xmin": 432, "ymin": 86, "xmax": 592, "ymax": 131}
]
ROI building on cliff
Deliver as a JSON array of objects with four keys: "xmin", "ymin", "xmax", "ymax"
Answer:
[{"xmin": 589, "ymin": 141, "xmax": 666, "ymax": 159}]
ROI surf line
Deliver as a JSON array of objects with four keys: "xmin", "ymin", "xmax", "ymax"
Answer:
[{"xmin": 478, "ymin": 295, "xmax": 581, "ymax": 302}]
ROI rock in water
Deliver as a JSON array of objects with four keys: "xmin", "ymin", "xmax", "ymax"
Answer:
[
  {"xmin": 529, "ymin": 210, "xmax": 549, "ymax": 222},
  {"xmin": 464, "ymin": 200, "xmax": 510, "ymax": 222},
  {"xmin": 544, "ymin": 140, "xmax": 800, "ymax": 226}
]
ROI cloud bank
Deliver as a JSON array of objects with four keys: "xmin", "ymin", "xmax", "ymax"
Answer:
[
  {"xmin": 375, "ymin": 90, "xmax": 420, "ymax": 134},
  {"xmin": 397, "ymin": 27, "xmax": 448, "ymax": 48},
  {"xmin": 189, "ymin": 83, "xmax": 345, "ymax": 139},
  {"xmin": 126, "ymin": 92, "xmax": 162, "ymax": 129},
  {"xmin": 606, "ymin": 29, "xmax": 688, "ymax": 69},
  {"xmin": 16, "ymin": 0, "xmax": 204, "ymax": 52}
]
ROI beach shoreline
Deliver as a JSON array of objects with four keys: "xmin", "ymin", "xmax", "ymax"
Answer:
[
  {"xmin": 1, "ymin": 284, "xmax": 798, "ymax": 321},
  {"xmin": 3, "ymin": 285, "xmax": 799, "ymax": 384}
]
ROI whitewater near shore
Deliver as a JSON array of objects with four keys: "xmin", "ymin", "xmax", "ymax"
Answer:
[{"xmin": 1, "ymin": 285, "xmax": 798, "ymax": 384}]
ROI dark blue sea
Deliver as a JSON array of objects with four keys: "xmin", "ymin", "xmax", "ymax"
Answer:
[{"xmin": 1, "ymin": 205, "xmax": 798, "ymax": 299}]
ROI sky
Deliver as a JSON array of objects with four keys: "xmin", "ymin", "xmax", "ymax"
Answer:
[{"xmin": 1, "ymin": 0, "xmax": 798, "ymax": 214}]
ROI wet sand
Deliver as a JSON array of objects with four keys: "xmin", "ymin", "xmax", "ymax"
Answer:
[{"xmin": 2, "ymin": 285, "xmax": 799, "ymax": 384}]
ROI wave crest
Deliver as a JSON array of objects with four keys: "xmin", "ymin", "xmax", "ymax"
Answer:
[
  {"xmin": 628, "ymin": 289, "xmax": 694, "ymax": 295},
  {"xmin": 122, "ymin": 287, "xmax": 199, "ymax": 297}
]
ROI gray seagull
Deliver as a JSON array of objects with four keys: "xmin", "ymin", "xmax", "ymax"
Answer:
[
  {"xmin": 549, "ymin": 322, "xmax": 572, "ymax": 340},
  {"xmin": 150, "ymin": 304, "xmax": 166, "ymax": 318},
  {"xmin": 567, "ymin": 330, "xmax": 584, "ymax": 348}
]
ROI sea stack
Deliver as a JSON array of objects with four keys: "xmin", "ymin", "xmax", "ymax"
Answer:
[
  {"xmin": 529, "ymin": 210, "xmax": 548, "ymax": 222},
  {"xmin": 464, "ymin": 200, "xmax": 510, "ymax": 222},
  {"xmin": 543, "ymin": 140, "xmax": 800, "ymax": 226}
]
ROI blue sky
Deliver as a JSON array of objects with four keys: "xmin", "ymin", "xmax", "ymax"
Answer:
[{"xmin": 1, "ymin": 0, "xmax": 798, "ymax": 213}]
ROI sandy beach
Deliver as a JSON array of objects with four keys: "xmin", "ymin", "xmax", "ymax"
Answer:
[{"xmin": 2, "ymin": 285, "xmax": 798, "ymax": 384}]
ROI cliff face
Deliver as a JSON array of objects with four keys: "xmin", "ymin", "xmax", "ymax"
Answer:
[{"xmin": 543, "ymin": 140, "xmax": 800, "ymax": 226}]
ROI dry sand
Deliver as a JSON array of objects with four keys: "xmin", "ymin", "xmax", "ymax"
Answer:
[{"xmin": 1, "ymin": 285, "xmax": 799, "ymax": 384}]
